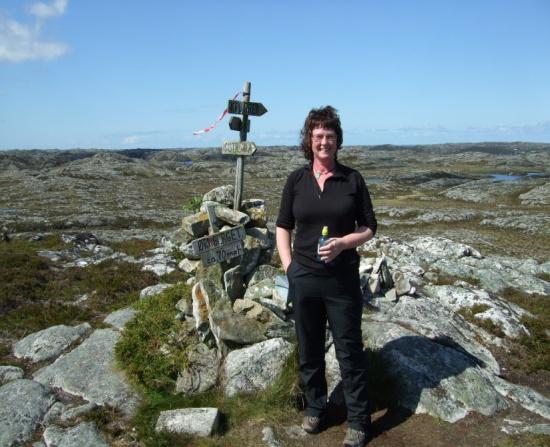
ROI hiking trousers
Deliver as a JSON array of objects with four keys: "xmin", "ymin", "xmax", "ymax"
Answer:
[{"xmin": 288, "ymin": 261, "xmax": 369, "ymax": 431}]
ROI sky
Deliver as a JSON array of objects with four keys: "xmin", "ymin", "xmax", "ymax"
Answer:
[{"xmin": 1, "ymin": 0, "xmax": 549, "ymax": 150}]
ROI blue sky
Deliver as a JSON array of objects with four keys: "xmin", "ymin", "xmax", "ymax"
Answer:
[{"xmin": 1, "ymin": 0, "xmax": 549, "ymax": 149}]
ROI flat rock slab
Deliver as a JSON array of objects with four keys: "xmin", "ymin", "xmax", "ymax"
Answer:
[
  {"xmin": 223, "ymin": 338, "xmax": 294, "ymax": 397},
  {"xmin": 33, "ymin": 329, "xmax": 140, "ymax": 417},
  {"xmin": 43, "ymin": 422, "xmax": 109, "ymax": 447},
  {"xmin": 13, "ymin": 323, "xmax": 91, "ymax": 363},
  {"xmin": 103, "ymin": 308, "xmax": 136, "ymax": 330},
  {"xmin": 0, "ymin": 379, "xmax": 56, "ymax": 447},
  {"xmin": 156, "ymin": 408, "xmax": 220, "ymax": 437}
]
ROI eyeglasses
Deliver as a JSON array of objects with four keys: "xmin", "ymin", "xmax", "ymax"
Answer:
[{"xmin": 311, "ymin": 134, "xmax": 336, "ymax": 143}]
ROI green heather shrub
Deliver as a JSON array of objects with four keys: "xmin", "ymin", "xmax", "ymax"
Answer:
[
  {"xmin": 500, "ymin": 288, "xmax": 549, "ymax": 373},
  {"xmin": 182, "ymin": 196, "xmax": 203, "ymax": 213},
  {"xmin": 0, "ymin": 235, "xmax": 158, "ymax": 339},
  {"xmin": 115, "ymin": 283, "xmax": 192, "ymax": 392}
]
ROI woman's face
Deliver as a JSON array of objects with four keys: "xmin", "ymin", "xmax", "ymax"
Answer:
[{"xmin": 311, "ymin": 126, "xmax": 338, "ymax": 163}]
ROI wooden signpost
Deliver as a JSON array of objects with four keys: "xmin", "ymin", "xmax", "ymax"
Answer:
[
  {"xmin": 191, "ymin": 81, "xmax": 267, "ymax": 267},
  {"xmin": 226, "ymin": 81, "xmax": 268, "ymax": 210}
]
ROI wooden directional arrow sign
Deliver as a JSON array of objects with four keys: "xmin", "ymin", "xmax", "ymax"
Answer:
[
  {"xmin": 227, "ymin": 100, "xmax": 267, "ymax": 116},
  {"xmin": 222, "ymin": 141, "xmax": 257, "ymax": 156}
]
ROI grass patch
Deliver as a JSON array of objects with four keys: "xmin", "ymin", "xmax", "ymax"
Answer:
[
  {"xmin": 456, "ymin": 304, "xmax": 506, "ymax": 338},
  {"xmin": 500, "ymin": 288, "xmax": 549, "ymax": 373},
  {"xmin": 115, "ymin": 283, "xmax": 192, "ymax": 392},
  {"xmin": 496, "ymin": 433, "xmax": 550, "ymax": 447},
  {"xmin": 110, "ymin": 239, "xmax": 158, "ymax": 258},
  {"xmin": 536, "ymin": 272, "xmax": 550, "ymax": 282}
]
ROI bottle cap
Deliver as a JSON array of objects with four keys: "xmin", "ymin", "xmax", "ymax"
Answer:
[{"xmin": 321, "ymin": 226, "xmax": 329, "ymax": 236}]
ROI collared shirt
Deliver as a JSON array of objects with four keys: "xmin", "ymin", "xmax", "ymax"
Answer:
[{"xmin": 276, "ymin": 162, "xmax": 377, "ymax": 275}]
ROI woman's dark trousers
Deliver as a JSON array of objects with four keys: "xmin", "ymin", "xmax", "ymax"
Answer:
[{"xmin": 289, "ymin": 262, "xmax": 369, "ymax": 431}]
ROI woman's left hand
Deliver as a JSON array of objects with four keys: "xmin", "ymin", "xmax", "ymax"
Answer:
[{"xmin": 318, "ymin": 237, "xmax": 345, "ymax": 263}]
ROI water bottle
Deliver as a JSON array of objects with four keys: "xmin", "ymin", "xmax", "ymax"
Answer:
[{"xmin": 317, "ymin": 226, "xmax": 329, "ymax": 260}]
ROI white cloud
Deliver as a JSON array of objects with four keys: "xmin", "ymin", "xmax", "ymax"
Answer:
[
  {"xmin": 29, "ymin": 0, "xmax": 68, "ymax": 18},
  {"xmin": 122, "ymin": 135, "xmax": 142, "ymax": 145},
  {"xmin": 0, "ymin": 1, "xmax": 69, "ymax": 63}
]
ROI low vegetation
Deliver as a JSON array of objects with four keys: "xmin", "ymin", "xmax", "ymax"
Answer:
[
  {"xmin": 0, "ymin": 234, "xmax": 157, "ymax": 342},
  {"xmin": 116, "ymin": 283, "xmax": 302, "ymax": 446}
]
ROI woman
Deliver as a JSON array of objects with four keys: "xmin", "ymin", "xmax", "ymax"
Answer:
[{"xmin": 276, "ymin": 106, "xmax": 376, "ymax": 447}]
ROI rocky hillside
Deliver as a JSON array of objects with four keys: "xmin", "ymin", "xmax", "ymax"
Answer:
[{"xmin": 0, "ymin": 144, "xmax": 549, "ymax": 446}]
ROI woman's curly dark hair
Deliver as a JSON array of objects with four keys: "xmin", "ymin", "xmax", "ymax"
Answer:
[{"xmin": 299, "ymin": 105, "xmax": 343, "ymax": 162}]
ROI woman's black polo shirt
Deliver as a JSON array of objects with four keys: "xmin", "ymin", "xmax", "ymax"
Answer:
[{"xmin": 276, "ymin": 162, "xmax": 377, "ymax": 276}]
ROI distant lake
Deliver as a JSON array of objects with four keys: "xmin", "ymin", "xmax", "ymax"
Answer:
[{"xmin": 490, "ymin": 173, "xmax": 543, "ymax": 182}]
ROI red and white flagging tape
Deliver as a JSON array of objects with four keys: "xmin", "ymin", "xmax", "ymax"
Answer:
[{"xmin": 193, "ymin": 91, "xmax": 241, "ymax": 135}]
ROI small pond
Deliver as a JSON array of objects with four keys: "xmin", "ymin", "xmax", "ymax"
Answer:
[{"xmin": 490, "ymin": 172, "xmax": 544, "ymax": 182}]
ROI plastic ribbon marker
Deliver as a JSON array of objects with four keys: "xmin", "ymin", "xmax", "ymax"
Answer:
[{"xmin": 193, "ymin": 91, "xmax": 241, "ymax": 135}]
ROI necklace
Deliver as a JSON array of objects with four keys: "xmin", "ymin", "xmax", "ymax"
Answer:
[{"xmin": 314, "ymin": 167, "xmax": 335, "ymax": 180}]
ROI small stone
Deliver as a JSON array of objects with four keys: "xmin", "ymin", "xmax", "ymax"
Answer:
[
  {"xmin": 214, "ymin": 206, "xmax": 250, "ymax": 226},
  {"xmin": 224, "ymin": 264, "xmax": 244, "ymax": 300},
  {"xmin": 140, "ymin": 283, "xmax": 172, "ymax": 299},
  {"xmin": 202, "ymin": 185, "xmax": 234, "ymax": 208},
  {"xmin": 368, "ymin": 274, "xmax": 380, "ymax": 294},
  {"xmin": 175, "ymin": 298, "xmax": 192, "ymax": 315},
  {"xmin": 262, "ymin": 426, "xmax": 283, "ymax": 447},
  {"xmin": 384, "ymin": 288, "xmax": 398, "ymax": 302},
  {"xmin": 178, "ymin": 258, "xmax": 200, "ymax": 273},
  {"xmin": 181, "ymin": 212, "xmax": 210, "ymax": 238},
  {"xmin": 155, "ymin": 408, "xmax": 220, "ymax": 437},
  {"xmin": 241, "ymin": 199, "xmax": 267, "ymax": 228},
  {"xmin": 393, "ymin": 272, "xmax": 412, "ymax": 296}
]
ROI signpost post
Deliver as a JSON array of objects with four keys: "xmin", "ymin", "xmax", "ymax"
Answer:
[
  {"xmin": 226, "ymin": 81, "xmax": 267, "ymax": 210},
  {"xmin": 191, "ymin": 81, "xmax": 267, "ymax": 268}
]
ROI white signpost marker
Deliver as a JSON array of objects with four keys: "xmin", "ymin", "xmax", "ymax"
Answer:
[
  {"xmin": 191, "ymin": 225, "xmax": 246, "ymax": 267},
  {"xmin": 222, "ymin": 141, "xmax": 257, "ymax": 156}
]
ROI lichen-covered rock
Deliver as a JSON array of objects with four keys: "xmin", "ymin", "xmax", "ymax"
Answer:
[
  {"xmin": 244, "ymin": 277, "xmax": 275, "ymax": 301},
  {"xmin": 13, "ymin": 323, "xmax": 91, "ymax": 363},
  {"xmin": 241, "ymin": 199, "xmax": 267, "ymax": 227},
  {"xmin": 223, "ymin": 338, "xmax": 294, "ymax": 396},
  {"xmin": 224, "ymin": 264, "xmax": 244, "ymax": 300},
  {"xmin": 425, "ymin": 285, "xmax": 530, "ymax": 338},
  {"xmin": 103, "ymin": 308, "xmax": 136, "ymax": 331},
  {"xmin": 175, "ymin": 343, "xmax": 219, "ymax": 395},
  {"xmin": 43, "ymin": 422, "xmax": 109, "ymax": 447},
  {"xmin": 0, "ymin": 365, "xmax": 24, "ymax": 385},
  {"xmin": 518, "ymin": 182, "xmax": 550, "ymax": 206},
  {"xmin": 33, "ymin": 329, "xmax": 140, "ymax": 417},
  {"xmin": 214, "ymin": 206, "xmax": 250, "ymax": 226},
  {"xmin": 156, "ymin": 408, "xmax": 220, "ymax": 437},
  {"xmin": 139, "ymin": 283, "xmax": 172, "ymax": 299},
  {"xmin": 362, "ymin": 322, "xmax": 508, "ymax": 422},
  {"xmin": 246, "ymin": 264, "xmax": 279, "ymax": 286},
  {"xmin": 202, "ymin": 185, "xmax": 234, "ymax": 208},
  {"xmin": 0, "ymin": 379, "xmax": 56, "ymax": 447},
  {"xmin": 209, "ymin": 299, "xmax": 266, "ymax": 346}
]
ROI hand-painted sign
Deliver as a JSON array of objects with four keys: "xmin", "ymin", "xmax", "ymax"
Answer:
[
  {"xmin": 222, "ymin": 141, "xmax": 257, "ymax": 156},
  {"xmin": 227, "ymin": 100, "xmax": 267, "ymax": 116},
  {"xmin": 200, "ymin": 240, "xmax": 244, "ymax": 267},
  {"xmin": 191, "ymin": 225, "xmax": 246, "ymax": 266}
]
